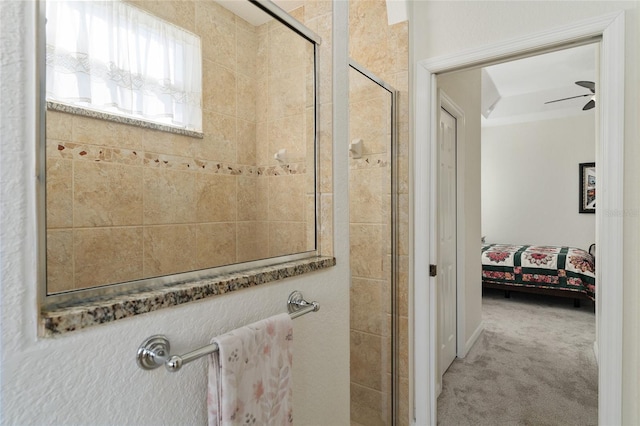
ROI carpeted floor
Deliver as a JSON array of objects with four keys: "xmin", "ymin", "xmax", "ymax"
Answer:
[{"xmin": 437, "ymin": 289, "xmax": 598, "ymax": 426}]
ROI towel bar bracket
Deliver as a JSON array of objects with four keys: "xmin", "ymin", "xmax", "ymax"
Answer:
[
  {"xmin": 136, "ymin": 335, "xmax": 170, "ymax": 370},
  {"xmin": 136, "ymin": 291, "xmax": 319, "ymax": 372}
]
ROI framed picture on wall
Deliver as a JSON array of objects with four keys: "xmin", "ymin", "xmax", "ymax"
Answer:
[{"xmin": 579, "ymin": 162, "xmax": 596, "ymax": 214}]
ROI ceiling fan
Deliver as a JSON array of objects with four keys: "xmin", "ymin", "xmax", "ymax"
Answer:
[{"xmin": 544, "ymin": 81, "xmax": 596, "ymax": 111}]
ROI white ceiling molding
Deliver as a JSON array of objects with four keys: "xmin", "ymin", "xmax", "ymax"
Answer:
[
  {"xmin": 482, "ymin": 43, "xmax": 596, "ymax": 126},
  {"xmin": 480, "ymin": 68, "xmax": 501, "ymax": 119}
]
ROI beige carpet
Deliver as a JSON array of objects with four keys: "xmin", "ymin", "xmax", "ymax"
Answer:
[{"xmin": 437, "ymin": 289, "xmax": 597, "ymax": 426}]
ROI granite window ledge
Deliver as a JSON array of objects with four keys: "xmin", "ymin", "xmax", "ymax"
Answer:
[
  {"xmin": 47, "ymin": 101, "xmax": 204, "ymax": 139},
  {"xmin": 40, "ymin": 256, "xmax": 336, "ymax": 336}
]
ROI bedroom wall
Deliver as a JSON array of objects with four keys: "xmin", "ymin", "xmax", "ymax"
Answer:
[
  {"xmin": 481, "ymin": 114, "xmax": 596, "ymax": 251},
  {"xmin": 437, "ymin": 69, "xmax": 484, "ymax": 358},
  {"xmin": 410, "ymin": 1, "xmax": 639, "ymax": 423}
]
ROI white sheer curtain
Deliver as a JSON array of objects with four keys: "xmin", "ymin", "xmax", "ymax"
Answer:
[{"xmin": 46, "ymin": 0, "xmax": 202, "ymax": 131}]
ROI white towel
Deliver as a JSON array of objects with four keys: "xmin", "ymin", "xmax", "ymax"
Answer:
[{"xmin": 207, "ymin": 313, "xmax": 294, "ymax": 426}]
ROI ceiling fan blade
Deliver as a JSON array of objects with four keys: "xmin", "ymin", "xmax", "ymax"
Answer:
[
  {"xmin": 583, "ymin": 99, "xmax": 596, "ymax": 111},
  {"xmin": 544, "ymin": 94, "xmax": 591, "ymax": 104},
  {"xmin": 576, "ymin": 81, "xmax": 596, "ymax": 93}
]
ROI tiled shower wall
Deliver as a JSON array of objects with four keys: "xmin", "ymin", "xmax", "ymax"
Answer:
[
  {"xmin": 45, "ymin": 1, "xmax": 320, "ymax": 293},
  {"xmin": 349, "ymin": 1, "xmax": 409, "ymax": 425}
]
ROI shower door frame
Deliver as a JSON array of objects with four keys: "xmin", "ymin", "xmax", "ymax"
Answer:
[{"xmin": 348, "ymin": 60, "xmax": 400, "ymax": 426}]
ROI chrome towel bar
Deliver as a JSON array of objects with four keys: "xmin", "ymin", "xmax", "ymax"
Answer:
[{"xmin": 136, "ymin": 291, "xmax": 320, "ymax": 372}]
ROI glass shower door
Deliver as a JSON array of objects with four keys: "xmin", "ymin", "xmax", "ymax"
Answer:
[{"xmin": 348, "ymin": 62, "xmax": 398, "ymax": 426}]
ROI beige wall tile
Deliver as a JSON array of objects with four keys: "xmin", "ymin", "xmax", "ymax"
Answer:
[
  {"xmin": 351, "ymin": 278, "xmax": 387, "ymax": 335},
  {"xmin": 237, "ymin": 221, "xmax": 269, "ymax": 263},
  {"xmin": 398, "ymin": 255, "xmax": 409, "ymax": 317},
  {"xmin": 268, "ymin": 25, "xmax": 308, "ymax": 73},
  {"xmin": 269, "ymin": 221, "xmax": 307, "ymax": 257},
  {"xmin": 237, "ymin": 176, "xmax": 258, "ymax": 221},
  {"xmin": 319, "ymin": 193, "xmax": 333, "ymax": 257},
  {"xmin": 268, "ymin": 67, "xmax": 305, "ymax": 121},
  {"xmin": 74, "ymin": 161, "xmax": 143, "ymax": 227},
  {"xmin": 196, "ymin": 222, "xmax": 237, "ymax": 268},
  {"xmin": 200, "ymin": 111, "xmax": 237, "ymax": 163},
  {"xmin": 305, "ymin": 193, "xmax": 316, "ymax": 250},
  {"xmin": 235, "ymin": 15, "xmax": 256, "ymax": 36},
  {"xmin": 398, "ymin": 316, "xmax": 409, "ymax": 379},
  {"xmin": 255, "ymin": 177, "xmax": 269, "ymax": 221},
  {"xmin": 269, "ymin": 175, "xmax": 305, "ymax": 222},
  {"xmin": 46, "ymin": 110, "xmax": 72, "ymax": 142},
  {"xmin": 255, "ymin": 79, "xmax": 268, "ymax": 125},
  {"xmin": 350, "ymin": 330, "xmax": 384, "ymax": 391},
  {"xmin": 390, "ymin": 22, "xmax": 409, "ymax": 73},
  {"xmin": 142, "ymin": 128, "xmax": 194, "ymax": 158},
  {"xmin": 195, "ymin": 174, "xmax": 237, "ymax": 223},
  {"xmin": 143, "ymin": 225, "xmax": 197, "ymax": 277},
  {"xmin": 46, "ymin": 158, "xmax": 73, "ymax": 229},
  {"xmin": 203, "ymin": 60, "xmax": 237, "ymax": 117},
  {"xmin": 237, "ymin": 29, "xmax": 258, "ymax": 79},
  {"xmin": 143, "ymin": 168, "xmax": 196, "ymax": 225},
  {"xmin": 350, "ymin": 224, "xmax": 385, "ymax": 280},
  {"xmin": 304, "ymin": 0, "xmax": 331, "ymax": 21},
  {"xmin": 268, "ymin": 115, "xmax": 305, "ymax": 164},
  {"xmin": 128, "ymin": 1, "xmax": 195, "ymax": 33},
  {"xmin": 349, "ymin": 167, "xmax": 386, "ymax": 224},
  {"xmin": 74, "ymin": 227, "xmax": 143, "ymax": 289},
  {"xmin": 237, "ymin": 74, "xmax": 257, "ymax": 123},
  {"xmin": 46, "ymin": 230, "xmax": 74, "ymax": 293},
  {"xmin": 196, "ymin": 1, "xmax": 236, "ymax": 69},
  {"xmin": 349, "ymin": 97, "xmax": 389, "ymax": 156},
  {"xmin": 237, "ymin": 120, "xmax": 256, "ymax": 165},
  {"xmin": 72, "ymin": 115, "xmax": 141, "ymax": 150},
  {"xmin": 398, "ymin": 376, "xmax": 409, "ymax": 426},
  {"xmin": 255, "ymin": 121, "xmax": 269, "ymax": 166},
  {"xmin": 349, "ymin": 67, "xmax": 385, "ymax": 104},
  {"xmin": 319, "ymin": 103, "xmax": 333, "ymax": 194},
  {"xmin": 350, "ymin": 383, "xmax": 388, "ymax": 426}
]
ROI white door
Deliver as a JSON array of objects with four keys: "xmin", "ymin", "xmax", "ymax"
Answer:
[{"xmin": 438, "ymin": 107, "xmax": 457, "ymax": 378}]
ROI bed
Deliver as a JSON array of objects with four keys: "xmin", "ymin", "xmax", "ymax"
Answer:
[{"xmin": 481, "ymin": 244, "xmax": 595, "ymax": 306}]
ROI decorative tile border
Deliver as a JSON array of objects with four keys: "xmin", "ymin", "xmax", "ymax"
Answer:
[
  {"xmin": 47, "ymin": 101, "xmax": 204, "ymax": 139},
  {"xmin": 349, "ymin": 155, "xmax": 390, "ymax": 169},
  {"xmin": 41, "ymin": 256, "xmax": 335, "ymax": 336},
  {"xmin": 48, "ymin": 140, "xmax": 307, "ymax": 176}
]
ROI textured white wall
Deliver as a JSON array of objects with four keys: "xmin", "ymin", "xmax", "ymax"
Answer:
[
  {"xmin": 437, "ymin": 69, "xmax": 483, "ymax": 356},
  {"xmin": 411, "ymin": 1, "xmax": 639, "ymax": 423},
  {"xmin": 481, "ymin": 115, "xmax": 596, "ymax": 250},
  {"xmin": 0, "ymin": 2, "xmax": 350, "ymax": 425}
]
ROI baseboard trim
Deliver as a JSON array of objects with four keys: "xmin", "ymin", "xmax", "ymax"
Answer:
[
  {"xmin": 593, "ymin": 341, "xmax": 599, "ymax": 365},
  {"xmin": 459, "ymin": 321, "xmax": 484, "ymax": 358}
]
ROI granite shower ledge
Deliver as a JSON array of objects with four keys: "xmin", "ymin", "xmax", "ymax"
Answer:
[{"xmin": 41, "ymin": 256, "xmax": 336, "ymax": 336}]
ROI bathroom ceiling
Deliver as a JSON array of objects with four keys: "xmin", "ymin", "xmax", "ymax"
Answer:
[{"xmin": 481, "ymin": 43, "xmax": 597, "ymax": 127}]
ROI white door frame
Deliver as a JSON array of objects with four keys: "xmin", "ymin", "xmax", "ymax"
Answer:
[{"xmin": 412, "ymin": 11, "xmax": 625, "ymax": 426}]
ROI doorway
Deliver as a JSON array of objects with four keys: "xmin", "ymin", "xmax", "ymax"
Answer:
[{"xmin": 413, "ymin": 12, "xmax": 625, "ymax": 426}]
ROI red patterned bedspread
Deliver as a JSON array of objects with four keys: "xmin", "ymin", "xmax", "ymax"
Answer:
[{"xmin": 481, "ymin": 244, "xmax": 595, "ymax": 300}]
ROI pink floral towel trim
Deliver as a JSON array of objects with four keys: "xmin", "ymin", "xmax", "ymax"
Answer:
[{"xmin": 208, "ymin": 313, "xmax": 293, "ymax": 426}]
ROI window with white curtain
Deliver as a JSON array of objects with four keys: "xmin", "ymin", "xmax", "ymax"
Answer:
[{"xmin": 45, "ymin": 0, "xmax": 202, "ymax": 132}]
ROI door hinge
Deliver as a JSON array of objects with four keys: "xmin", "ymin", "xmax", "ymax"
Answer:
[{"xmin": 429, "ymin": 264, "xmax": 437, "ymax": 277}]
